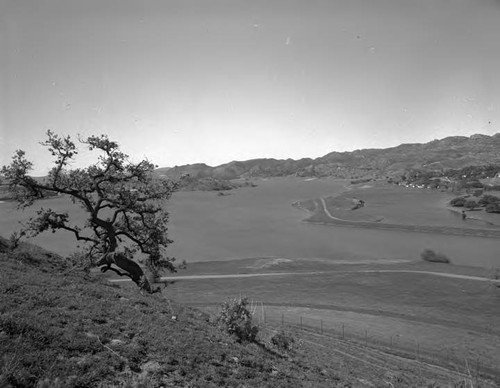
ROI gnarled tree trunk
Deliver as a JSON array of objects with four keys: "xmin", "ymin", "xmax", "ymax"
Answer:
[{"xmin": 96, "ymin": 251, "xmax": 160, "ymax": 294}]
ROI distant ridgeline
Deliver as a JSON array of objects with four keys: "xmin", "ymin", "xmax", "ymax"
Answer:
[
  {"xmin": 156, "ymin": 133, "xmax": 500, "ymax": 184},
  {"xmin": 3, "ymin": 133, "xmax": 500, "ymax": 195},
  {"xmin": 0, "ymin": 176, "xmax": 59, "ymax": 201}
]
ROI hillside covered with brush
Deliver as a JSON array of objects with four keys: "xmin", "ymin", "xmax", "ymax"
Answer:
[
  {"xmin": 157, "ymin": 133, "xmax": 500, "ymax": 180},
  {"xmin": 0, "ymin": 239, "xmax": 336, "ymax": 387},
  {"xmin": 0, "ymin": 238, "xmax": 381, "ymax": 388}
]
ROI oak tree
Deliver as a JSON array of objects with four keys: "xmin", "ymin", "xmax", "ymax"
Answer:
[{"xmin": 1, "ymin": 130, "xmax": 179, "ymax": 293}]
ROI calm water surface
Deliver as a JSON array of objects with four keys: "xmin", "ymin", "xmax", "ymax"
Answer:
[
  {"xmin": 1, "ymin": 177, "xmax": 499, "ymax": 269},
  {"xmin": 167, "ymin": 178, "xmax": 500, "ymax": 268}
]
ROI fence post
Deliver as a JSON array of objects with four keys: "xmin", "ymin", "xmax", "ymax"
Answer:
[
  {"xmin": 281, "ymin": 312, "xmax": 284, "ymax": 327},
  {"xmin": 320, "ymin": 320, "xmax": 323, "ymax": 335},
  {"xmin": 342, "ymin": 324, "xmax": 345, "ymax": 339},
  {"xmin": 261, "ymin": 302, "xmax": 265, "ymax": 323},
  {"xmin": 300, "ymin": 316, "xmax": 303, "ymax": 331},
  {"xmin": 365, "ymin": 330, "xmax": 368, "ymax": 347}
]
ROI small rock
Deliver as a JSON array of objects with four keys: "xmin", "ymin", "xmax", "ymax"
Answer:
[
  {"xmin": 357, "ymin": 378, "xmax": 375, "ymax": 387},
  {"xmin": 139, "ymin": 361, "xmax": 162, "ymax": 379},
  {"xmin": 141, "ymin": 360, "xmax": 161, "ymax": 373}
]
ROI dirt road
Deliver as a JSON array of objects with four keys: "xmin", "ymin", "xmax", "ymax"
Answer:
[
  {"xmin": 314, "ymin": 197, "xmax": 500, "ymax": 238},
  {"xmin": 108, "ymin": 269, "xmax": 500, "ymax": 284}
]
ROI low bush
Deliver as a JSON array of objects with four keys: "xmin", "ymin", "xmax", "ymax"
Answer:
[
  {"xmin": 215, "ymin": 297, "xmax": 259, "ymax": 343},
  {"xmin": 484, "ymin": 184, "xmax": 500, "ymax": 191},
  {"xmin": 421, "ymin": 249, "xmax": 450, "ymax": 264},
  {"xmin": 270, "ymin": 330, "xmax": 296, "ymax": 351},
  {"xmin": 479, "ymin": 194, "xmax": 500, "ymax": 206},
  {"xmin": 449, "ymin": 197, "xmax": 466, "ymax": 207},
  {"xmin": 464, "ymin": 199, "xmax": 477, "ymax": 210},
  {"xmin": 485, "ymin": 202, "xmax": 500, "ymax": 213}
]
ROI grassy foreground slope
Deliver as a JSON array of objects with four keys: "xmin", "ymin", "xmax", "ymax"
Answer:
[
  {"xmin": 1, "ymin": 238, "xmax": 495, "ymax": 387},
  {"xmin": 0, "ymin": 238, "xmax": 349, "ymax": 388}
]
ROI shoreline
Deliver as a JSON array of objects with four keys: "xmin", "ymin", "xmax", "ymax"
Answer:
[{"xmin": 295, "ymin": 189, "xmax": 500, "ymax": 239}]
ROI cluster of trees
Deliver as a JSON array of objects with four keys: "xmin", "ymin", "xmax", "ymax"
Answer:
[
  {"xmin": 446, "ymin": 165, "xmax": 500, "ymax": 181},
  {"xmin": 450, "ymin": 194, "xmax": 500, "ymax": 213},
  {"xmin": 179, "ymin": 176, "xmax": 257, "ymax": 192},
  {"xmin": 401, "ymin": 164, "xmax": 500, "ymax": 191},
  {"xmin": 395, "ymin": 171, "xmax": 448, "ymax": 190}
]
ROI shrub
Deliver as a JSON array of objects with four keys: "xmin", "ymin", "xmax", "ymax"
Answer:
[
  {"xmin": 449, "ymin": 197, "xmax": 466, "ymax": 207},
  {"xmin": 421, "ymin": 249, "xmax": 450, "ymax": 264},
  {"xmin": 216, "ymin": 297, "xmax": 258, "ymax": 343},
  {"xmin": 479, "ymin": 194, "xmax": 500, "ymax": 206},
  {"xmin": 270, "ymin": 330, "xmax": 296, "ymax": 351},
  {"xmin": 486, "ymin": 202, "xmax": 500, "ymax": 213},
  {"xmin": 484, "ymin": 184, "xmax": 500, "ymax": 191},
  {"xmin": 464, "ymin": 199, "xmax": 477, "ymax": 210},
  {"xmin": 462, "ymin": 180, "xmax": 483, "ymax": 189}
]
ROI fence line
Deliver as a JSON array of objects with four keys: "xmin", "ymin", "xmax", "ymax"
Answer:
[{"xmin": 196, "ymin": 302, "xmax": 499, "ymax": 382}]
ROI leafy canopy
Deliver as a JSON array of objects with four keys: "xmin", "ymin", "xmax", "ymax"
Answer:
[{"xmin": 1, "ymin": 130, "xmax": 179, "ymax": 286}]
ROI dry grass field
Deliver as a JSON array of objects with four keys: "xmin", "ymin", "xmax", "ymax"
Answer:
[
  {"xmin": 161, "ymin": 257, "xmax": 500, "ymax": 383},
  {"xmin": 5, "ymin": 240, "xmax": 496, "ymax": 387}
]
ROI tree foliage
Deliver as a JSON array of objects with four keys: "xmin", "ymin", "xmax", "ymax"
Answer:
[
  {"xmin": 1, "ymin": 131, "xmax": 179, "ymax": 293},
  {"xmin": 449, "ymin": 197, "xmax": 466, "ymax": 207},
  {"xmin": 479, "ymin": 194, "xmax": 500, "ymax": 207},
  {"xmin": 486, "ymin": 202, "xmax": 500, "ymax": 214},
  {"xmin": 464, "ymin": 199, "xmax": 477, "ymax": 210}
]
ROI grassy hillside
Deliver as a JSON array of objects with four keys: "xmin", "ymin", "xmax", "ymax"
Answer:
[
  {"xmin": 0, "ymin": 238, "xmax": 343, "ymax": 387},
  {"xmin": 2, "ymin": 238, "xmax": 494, "ymax": 387}
]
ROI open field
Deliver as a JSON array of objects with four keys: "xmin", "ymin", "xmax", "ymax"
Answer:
[
  {"xmin": 4, "ymin": 242, "xmax": 496, "ymax": 387},
  {"xmin": 157, "ymin": 257, "xmax": 500, "ymax": 382},
  {"xmin": 325, "ymin": 182, "xmax": 500, "ymax": 228},
  {"xmin": 300, "ymin": 196, "xmax": 500, "ymax": 239}
]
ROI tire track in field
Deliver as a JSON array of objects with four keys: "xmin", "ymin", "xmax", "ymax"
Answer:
[
  {"xmin": 291, "ymin": 329, "xmax": 496, "ymax": 386},
  {"xmin": 260, "ymin": 324, "xmax": 498, "ymax": 386}
]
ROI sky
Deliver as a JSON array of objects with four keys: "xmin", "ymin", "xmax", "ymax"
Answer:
[{"xmin": 1, "ymin": 0, "xmax": 500, "ymax": 175}]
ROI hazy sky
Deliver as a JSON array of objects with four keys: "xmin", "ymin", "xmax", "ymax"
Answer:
[{"xmin": 2, "ymin": 0, "xmax": 500, "ymax": 175}]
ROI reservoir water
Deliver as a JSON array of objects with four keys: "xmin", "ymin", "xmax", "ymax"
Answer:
[{"xmin": 1, "ymin": 177, "xmax": 499, "ymax": 269}]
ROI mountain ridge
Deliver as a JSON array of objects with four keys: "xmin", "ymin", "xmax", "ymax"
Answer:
[{"xmin": 157, "ymin": 133, "xmax": 500, "ymax": 180}]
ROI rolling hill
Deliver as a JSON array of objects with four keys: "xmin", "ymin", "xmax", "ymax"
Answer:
[{"xmin": 157, "ymin": 133, "xmax": 500, "ymax": 180}]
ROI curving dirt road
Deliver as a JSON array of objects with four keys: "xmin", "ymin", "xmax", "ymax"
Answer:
[
  {"xmin": 311, "ymin": 197, "xmax": 500, "ymax": 238},
  {"xmin": 108, "ymin": 269, "xmax": 500, "ymax": 284}
]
